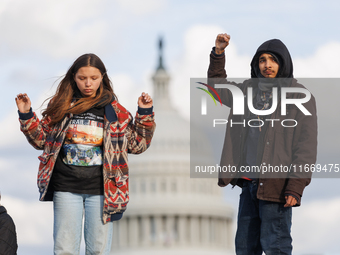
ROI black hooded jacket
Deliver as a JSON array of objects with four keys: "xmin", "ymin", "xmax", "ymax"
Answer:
[
  {"xmin": 0, "ymin": 206, "xmax": 18, "ymax": 255},
  {"xmin": 250, "ymin": 39, "xmax": 293, "ymax": 79}
]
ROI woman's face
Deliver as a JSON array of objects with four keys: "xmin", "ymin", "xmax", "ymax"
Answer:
[{"xmin": 74, "ymin": 66, "xmax": 103, "ymax": 97}]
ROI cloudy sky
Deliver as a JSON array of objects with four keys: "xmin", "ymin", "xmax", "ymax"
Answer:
[{"xmin": 1, "ymin": 0, "xmax": 340, "ymax": 254}]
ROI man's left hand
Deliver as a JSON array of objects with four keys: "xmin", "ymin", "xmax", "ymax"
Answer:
[{"xmin": 284, "ymin": 195, "xmax": 297, "ymax": 207}]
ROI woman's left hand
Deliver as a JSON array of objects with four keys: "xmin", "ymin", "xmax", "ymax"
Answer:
[{"xmin": 138, "ymin": 92, "xmax": 153, "ymax": 108}]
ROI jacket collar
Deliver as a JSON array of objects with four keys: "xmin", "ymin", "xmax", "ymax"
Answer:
[{"xmin": 105, "ymin": 102, "xmax": 118, "ymax": 123}]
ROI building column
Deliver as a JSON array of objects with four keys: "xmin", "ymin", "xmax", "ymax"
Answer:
[
  {"xmin": 217, "ymin": 219, "xmax": 228, "ymax": 247},
  {"xmin": 178, "ymin": 215, "xmax": 187, "ymax": 246},
  {"xmin": 165, "ymin": 215, "xmax": 175, "ymax": 246},
  {"xmin": 111, "ymin": 221, "xmax": 119, "ymax": 249},
  {"xmin": 210, "ymin": 217, "xmax": 216, "ymax": 245},
  {"xmin": 128, "ymin": 216, "xmax": 139, "ymax": 247},
  {"xmin": 118, "ymin": 218, "xmax": 128, "ymax": 248},
  {"xmin": 141, "ymin": 215, "xmax": 151, "ymax": 247},
  {"xmin": 201, "ymin": 216, "xmax": 210, "ymax": 246},
  {"xmin": 154, "ymin": 215, "xmax": 163, "ymax": 246},
  {"xmin": 189, "ymin": 216, "xmax": 200, "ymax": 245}
]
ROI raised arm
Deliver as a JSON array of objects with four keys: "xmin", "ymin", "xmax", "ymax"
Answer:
[
  {"xmin": 126, "ymin": 92, "xmax": 155, "ymax": 154},
  {"xmin": 208, "ymin": 33, "xmax": 231, "ymax": 79},
  {"xmin": 15, "ymin": 93, "xmax": 51, "ymax": 150},
  {"xmin": 207, "ymin": 33, "xmax": 243, "ymax": 108}
]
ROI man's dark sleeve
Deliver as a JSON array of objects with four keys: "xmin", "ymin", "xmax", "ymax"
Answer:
[{"xmin": 208, "ymin": 47, "xmax": 227, "ymax": 79}]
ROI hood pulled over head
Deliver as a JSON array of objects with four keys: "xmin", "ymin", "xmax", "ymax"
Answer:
[{"xmin": 251, "ymin": 39, "xmax": 293, "ymax": 78}]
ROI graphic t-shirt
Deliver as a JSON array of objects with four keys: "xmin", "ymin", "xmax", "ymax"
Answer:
[
  {"xmin": 52, "ymin": 107, "xmax": 105, "ymax": 195},
  {"xmin": 63, "ymin": 111, "xmax": 104, "ymax": 166}
]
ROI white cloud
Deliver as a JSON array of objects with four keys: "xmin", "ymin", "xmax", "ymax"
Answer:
[
  {"xmin": 0, "ymin": 0, "xmax": 169, "ymax": 60},
  {"xmin": 292, "ymin": 198, "xmax": 340, "ymax": 254},
  {"xmin": 0, "ymin": 158, "xmax": 11, "ymax": 173},
  {"xmin": 0, "ymin": 107, "xmax": 27, "ymax": 148},
  {"xmin": 0, "ymin": 0, "xmax": 11, "ymax": 16},
  {"xmin": 0, "ymin": 84, "xmax": 57, "ymax": 150},
  {"xmin": 170, "ymin": 25, "xmax": 251, "ymax": 119},
  {"xmin": 1, "ymin": 196, "xmax": 53, "ymax": 246},
  {"xmin": 170, "ymin": 25, "xmax": 223, "ymax": 119},
  {"xmin": 110, "ymin": 73, "xmax": 145, "ymax": 113},
  {"xmin": 294, "ymin": 42, "xmax": 340, "ymax": 77},
  {"xmin": 0, "ymin": 0, "xmax": 108, "ymax": 58}
]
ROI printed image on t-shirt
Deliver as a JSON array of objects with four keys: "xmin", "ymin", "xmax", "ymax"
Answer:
[{"xmin": 62, "ymin": 112, "xmax": 104, "ymax": 166}]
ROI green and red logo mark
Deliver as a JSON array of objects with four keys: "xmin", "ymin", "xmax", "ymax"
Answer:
[{"xmin": 196, "ymin": 82, "xmax": 222, "ymax": 106}]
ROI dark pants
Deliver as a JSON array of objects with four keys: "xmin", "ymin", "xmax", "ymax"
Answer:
[{"xmin": 235, "ymin": 181, "xmax": 292, "ymax": 255}]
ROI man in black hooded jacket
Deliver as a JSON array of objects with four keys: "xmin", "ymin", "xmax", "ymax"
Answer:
[{"xmin": 207, "ymin": 34, "xmax": 317, "ymax": 255}]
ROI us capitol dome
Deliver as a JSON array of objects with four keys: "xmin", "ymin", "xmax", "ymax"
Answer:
[{"xmin": 111, "ymin": 38, "xmax": 234, "ymax": 255}]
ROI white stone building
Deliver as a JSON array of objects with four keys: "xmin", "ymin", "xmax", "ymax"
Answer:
[{"xmin": 111, "ymin": 39, "xmax": 234, "ymax": 255}]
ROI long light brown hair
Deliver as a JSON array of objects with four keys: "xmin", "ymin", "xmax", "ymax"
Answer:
[{"xmin": 42, "ymin": 53, "xmax": 117, "ymax": 126}]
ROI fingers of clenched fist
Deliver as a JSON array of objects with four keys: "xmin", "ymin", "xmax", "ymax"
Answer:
[
  {"xmin": 141, "ymin": 92, "xmax": 151, "ymax": 103},
  {"xmin": 138, "ymin": 92, "xmax": 153, "ymax": 108},
  {"xmin": 217, "ymin": 33, "xmax": 230, "ymax": 43},
  {"xmin": 284, "ymin": 195, "xmax": 297, "ymax": 207},
  {"xmin": 16, "ymin": 93, "xmax": 29, "ymax": 103},
  {"xmin": 15, "ymin": 93, "xmax": 31, "ymax": 113},
  {"xmin": 215, "ymin": 33, "xmax": 231, "ymax": 54}
]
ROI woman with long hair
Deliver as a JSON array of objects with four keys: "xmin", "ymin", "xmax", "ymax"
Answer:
[{"xmin": 15, "ymin": 53, "xmax": 156, "ymax": 254}]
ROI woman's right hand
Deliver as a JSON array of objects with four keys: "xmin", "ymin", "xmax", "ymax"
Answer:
[{"xmin": 15, "ymin": 93, "xmax": 31, "ymax": 113}]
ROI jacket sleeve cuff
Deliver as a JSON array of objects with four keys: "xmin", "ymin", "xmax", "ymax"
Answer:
[
  {"xmin": 211, "ymin": 47, "xmax": 225, "ymax": 57},
  {"xmin": 285, "ymin": 190, "xmax": 301, "ymax": 202},
  {"xmin": 138, "ymin": 106, "xmax": 153, "ymax": 115},
  {"xmin": 110, "ymin": 212, "xmax": 123, "ymax": 221},
  {"xmin": 18, "ymin": 108, "xmax": 34, "ymax": 120}
]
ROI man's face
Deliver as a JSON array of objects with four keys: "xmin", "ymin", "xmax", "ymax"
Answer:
[{"xmin": 258, "ymin": 53, "xmax": 279, "ymax": 78}]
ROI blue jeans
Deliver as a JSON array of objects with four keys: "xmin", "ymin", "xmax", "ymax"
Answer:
[
  {"xmin": 235, "ymin": 181, "xmax": 292, "ymax": 255},
  {"xmin": 53, "ymin": 192, "xmax": 113, "ymax": 255}
]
